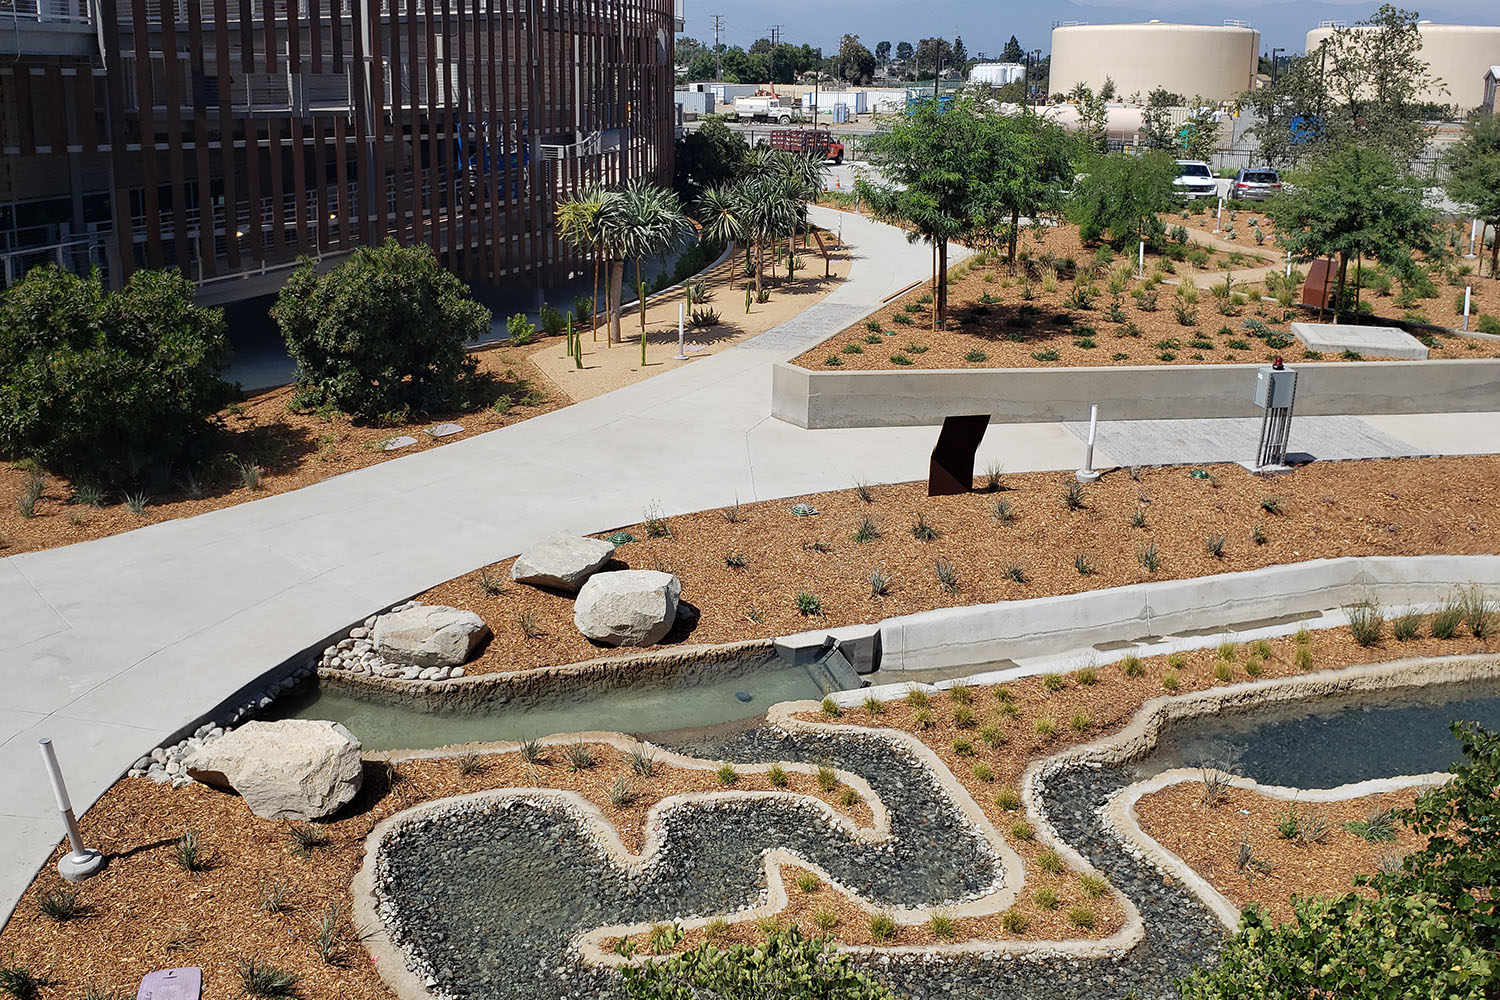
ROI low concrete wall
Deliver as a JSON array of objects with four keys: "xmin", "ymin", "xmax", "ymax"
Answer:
[
  {"xmin": 879, "ymin": 554, "xmax": 1500, "ymax": 674},
  {"xmin": 771, "ymin": 358, "xmax": 1500, "ymax": 428}
]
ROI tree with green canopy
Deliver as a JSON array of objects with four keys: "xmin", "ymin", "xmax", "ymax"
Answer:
[
  {"xmin": 1067, "ymin": 151, "xmax": 1177, "ymax": 248},
  {"xmin": 1001, "ymin": 35, "xmax": 1024, "ymax": 63},
  {"xmin": 1264, "ymin": 144, "xmax": 1437, "ymax": 321},
  {"xmin": 1444, "ymin": 113, "xmax": 1500, "ymax": 279}
]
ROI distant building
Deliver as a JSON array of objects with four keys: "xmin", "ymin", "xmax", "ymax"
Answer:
[
  {"xmin": 1049, "ymin": 20, "xmax": 1260, "ymax": 102},
  {"xmin": 1305, "ymin": 21, "xmax": 1500, "ymax": 110},
  {"xmin": 1486, "ymin": 66, "xmax": 1500, "ymax": 113},
  {"xmin": 967, "ymin": 63, "xmax": 1026, "ymax": 87}
]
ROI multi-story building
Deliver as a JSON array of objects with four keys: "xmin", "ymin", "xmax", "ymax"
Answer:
[{"xmin": 0, "ymin": 0, "xmax": 679, "ymax": 302}]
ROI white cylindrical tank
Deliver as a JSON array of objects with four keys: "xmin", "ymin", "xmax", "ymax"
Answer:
[
  {"xmin": 1049, "ymin": 21, "xmax": 1260, "ymax": 101},
  {"xmin": 1305, "ymin": 21, "xmax": 1500, "ymax": 109},
  {"xmin": 969, "ymin": 62, "xmax": 1027, "ymax": 87}
]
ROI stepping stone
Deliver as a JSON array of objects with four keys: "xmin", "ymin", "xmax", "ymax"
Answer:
[
  {"xmin": 381, "ymin": 435, "xmax": 418, "ymax": 451},
  {"xmin": 427, "ymin": 422, "xmax": 465, "ymax": 437}
]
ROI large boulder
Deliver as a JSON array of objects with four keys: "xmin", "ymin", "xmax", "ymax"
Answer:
[
  {"xmin": 185, "ymin": 719, "xmax": 363, "ymax": 820},
  {"xmin": 372, "ymin": 604, "xmax": 488, "ymax": 667},
  {"xmin": 510, "ymin": 535, "xmax": 616, "ymax": 592},
  {"xmin": 573, "ymin": 570, "xmax": 681, "ymax": 646}
]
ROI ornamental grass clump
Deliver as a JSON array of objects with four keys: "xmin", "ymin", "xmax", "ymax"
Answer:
[{"xmin": 1346, "ymin": 601, "xmax": 1385, "ymax": 647}]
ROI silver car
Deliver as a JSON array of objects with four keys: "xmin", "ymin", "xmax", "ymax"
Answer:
[
  {"xmin": 1232, "ymin": 168, "xmax": 1283, "ymax": 201},
  {"xmin": 1172, "ymin": 160, "xmax": 1218, "ymax": 201}
]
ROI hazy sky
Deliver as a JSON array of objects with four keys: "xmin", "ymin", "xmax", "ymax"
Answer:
[{"xmin": 681, "ymin": 0, "xmax": 1500, "ymax": 58}]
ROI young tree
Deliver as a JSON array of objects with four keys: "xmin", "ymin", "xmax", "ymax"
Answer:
[
  {"xmin": 1238, "ymin": 4, "xmax": 1445, "ymax": 166},
  {"xmin": 1001, "ymin": 34, "xmax": 1024, "ymax": 63},
  {"xmin": 275, "ymin": 240, "xmax": 488, "ymax": 420},
  {"xmin": 1097, "ymin": 75, "xmax": 1116, "ymax": 101},
  {"xmin": 556, "ymin": 185, "xmax": 610, "ymax": 338},
  {"xmin": 895, "ymin": 40, "xmax": 913, "ymax": 62},
  {"xmin": 1071, "ymin": 85, "xmax": 1109, "ymax": 154},
  {"xmin": 1180, "ymin": 97, "xmax": 1222, "ymax": 162},
  {"xmin": 992, "ymin": 109, "xmax": 1074, "ymax": 265},
  {"xmin": 1067, "ymin": 151, "xmax": 1177, "ymax": 247},
  {"xmin": 0, "ymin": 266, "xmax": 229, "ymax": 486},
  {"xmin": 1444, "ymin": 113, "xmax": 1500, "ymax": 279},
  {"xmin": 858, "ymin": 97, "xmax": 1026, "ymax": 325},
  {"xmin": 1141, "ymin": 87, "xmax": 1178, "ymax": 150},
  {"xmin": 607, "ymin": 181, "xmax": 692, "ymax": 339},
  {"xmin": 1266, "ymin": 144, "xmax": 1437, "ymax": 321}
]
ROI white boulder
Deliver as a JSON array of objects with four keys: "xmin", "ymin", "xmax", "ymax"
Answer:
[
  {"xmin": 185, "ymin": 719, "xmax": 363, "ymax": 820},
  {"xmin": 573, "ymin": 570, "xmax": 681, "ymax": 646},
  {"xmin": 510, "ymin": 535, "xmax": 616, "ymax": 592},
  {"xmin": 372, "ymin": 604, "xmax": 488, "ymax": 667}
]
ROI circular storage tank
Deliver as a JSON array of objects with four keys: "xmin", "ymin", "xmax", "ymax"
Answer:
[
  {"xmin": 1305, "ymin": 21, "xmax": 1500, "ymax": 110},
  {"xmin": 1049, "ymin": 21, "xmax": 1260, "ymax": 102}
]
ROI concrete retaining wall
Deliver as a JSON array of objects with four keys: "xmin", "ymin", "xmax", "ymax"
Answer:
[
  {"xmin": 879, "ymin": 554, "xmax": 1500, "ymax": 674},
  {"xmin": 771, "ymin": 358, "xmax": 1500, "ymax": 428}
]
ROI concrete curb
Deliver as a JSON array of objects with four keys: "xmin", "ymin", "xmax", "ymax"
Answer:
[
  {"xmin": 1102, "ymin": 767, "xmax": 1446, "ymax": 931},
  {"xmin": 877, "ymin": 554, "xmax": 1500, "ymax": 675},
  {"xmin": 771, "ymin": 357, "xmax": 1500, "ymax": 428}
]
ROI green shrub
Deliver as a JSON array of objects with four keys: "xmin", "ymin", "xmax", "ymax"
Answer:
[
  {"xmin": 538, "ymin": 302, "xmax": 566, "ymax": 336},
  {"xmin": 0, "ymin": 266, "xmax": 229, "ymax": 486},
  {"xmin": 1477, "ymin": 314, "xmax": 1500, "ymax": 335},
  {"xmin": 273, "ymin": 240, "xmax": 489, "ymax": 421}
]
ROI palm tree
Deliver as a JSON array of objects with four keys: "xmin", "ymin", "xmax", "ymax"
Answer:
[
  {"xmin": 598, "ymin": 180, "xmax": 690, "ymax": 343},
  {"xmin": 779, "ymin": 151, "xmax": 829, "ymax": 267},
  {"xmin": 737, "ymin": 173, "xmax": 801, "ymax": 297},
  {"xmin": 555, "ymin": 184, "xmax": 610, "ymax": 340}
]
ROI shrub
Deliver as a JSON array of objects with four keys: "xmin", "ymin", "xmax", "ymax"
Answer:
[
  {"xmin": 910, "ymin": 515, "xmax": 939, "ymax": 541},
  {"xmin": 689, "ymin": 308, "xmax": 720, "ymax": 328},
  {"xmin": 1043, "ymin": 673, "xmax": 1065, "ymax": 693},
  {"xmin": 36, "ymin": 886, "xmax": 83, "ymax": 922},
  {"xmin": 274, "ymin": 240, "xmax": 489, "ymax": 421},
  {"xmin": 995, "ymin": 787, "xmax": 1021, "ymax": 810},
  {"xmin": 1079, "ymin": 873, "xmax": 1108, "ymax": 898},
  {"xmin": 867, "ymin": 912, "xmax": 897, "ymax": 942},
  {"xmin": 820, "ymin": 696, "xmax": 840, "ymax": 718},
  {"xmin": 767, "ymin": 764, "xmax": 788, "ymax": 787},
  {"xmin": 1346, "ymin": 808, "xmax": 1397, "ymax": 843},
  {"xmin": 817, "ymin": 765, "xmax": 838, "ymax": 791},
  {"xmin": 965, "ymin": 349, "xmax": 989, "ymax": 363},
  {"xmin": 237, "ymin": 959, "xmax": 298, "ymax": 999},
  {"xmin": 795, "ymin": 591, "xmax": 823, "ymax": 616},
  {"xmin": 538, "ymin": 302, "xmax": 566, "ymax": 336},
  {"xmin": 1431, "ymin": 597, "xmax": 1465, "ymax": 639},
  {"xmin": 0, "ymin": 266, "xmax": 230, "ymax": 486},
  {"xmin": 1459, "ymin": 585, "xmax": 1498, "ymax": 638},
  {"xmin": 952, "ymin": 706, "xmax": 975, "ymax": 729},
  {"xmin": 1478, "ymin": 314, "xmax": 1500, "ymax": 335},
  {"xmin": 1121, "ymin": 653, "xmax": 1144, "ymax": 677},
  {"xmin": 715, "ymin": 764, "xmax": 738, "ymax": 786},
  {"xmin": 1162, "ymin": 669, "xmax": 1181, "ymax": 691},
  {"xmin": 1034, "ymin": 716, "xmax": 1058, "ymax": 737},
  {"xmin": 971, "ymin": 763, "xmax": 994, "ymax": 782},
  {"xmin": 1346, "ymin": 601, "xmax": 1385, "ymax": 646},
  {"xmin": 1067, "ymin": 906, "xmax": 1096, "ymax": 929},
  {"xmin": 1037, "ymin": 849, "xmax": 1063, "ymax": 873},
  {"xmin": 565, "ymin": 740, "xmax": 596, "ymax": 771},
  {"xmin": 1033, "ymin": 886, "xmax": 1058, "ymax": 910},
  {"xmin": 1392, "ymin": 611, "xmax": 1424, "ymax": 641},
  {"xmin": 868, "ymin": 567, "xmax": 891, "ymax": 597},
  {"xmin": 1001, "ymin": 909, "xmax": 1029, "ymax": 933},
  {"xmin": 951, "ymin": 737, "xmax": 974, "ymax": 756},
  {"xmin": 862, "ymin": 695, "xmax": 885, "ymax": 715}
]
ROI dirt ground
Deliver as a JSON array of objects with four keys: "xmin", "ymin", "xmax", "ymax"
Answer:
[
  {"xmin": 422, "ymin": 455, "xmax": 1500, "ymax": 675},
  {"xmin": 1135, "ymin": 783, "xmax": 1428, "ymax": 924},
  {"xmin": 0, "ymin": 342, "xmax": 563, "ymax": 556},
  {"xmin": 789, "ymin": 222, "xmax": 1500, "ymax": 373},
  {"xmin": 531, "ymin": 236, "xmax": 849, "ymax": 402}
]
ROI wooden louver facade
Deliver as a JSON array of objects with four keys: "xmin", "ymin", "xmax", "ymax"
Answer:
[{"xmin": 0, "ymin": 0, "xmax": 675, "ymax": 297}]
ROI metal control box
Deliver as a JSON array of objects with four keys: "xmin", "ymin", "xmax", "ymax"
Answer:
[{"xmin": 1254, "ymin": 366, "xmax": 1297, "ymax": 408}]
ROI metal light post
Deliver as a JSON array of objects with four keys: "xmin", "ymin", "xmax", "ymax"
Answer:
[
  {"xmin": 1271, "ymin": 47, "xmax": 1284, "ymax": 84},
  {"xmin": 39, "ymin": 738, "xmax": 105, "ymax": 880},
  {"xmin": 1031, "ymin": 49, "xmax": 1041, "ymax": 106}
]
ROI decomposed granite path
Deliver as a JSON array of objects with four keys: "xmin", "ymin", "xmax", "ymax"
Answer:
[{"xmin": 0, "ymin": 207, "xmax": 1494, "ymax": 922}]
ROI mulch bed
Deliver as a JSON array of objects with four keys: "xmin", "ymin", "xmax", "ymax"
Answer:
[
  {"xmin": 788, "ymin": 222, "xmax": 1500, "ymax": 373},
  {"xmin": 1135, "ymin": 783, "xmax": 1427, "ymax": 924},
  {"xmin": 0, "ymin": 343, "xmax": 564, "ymax": 556},
  {"xmin": 425, "ymin": 456, "xmax": 1500, "ymax": 676}
]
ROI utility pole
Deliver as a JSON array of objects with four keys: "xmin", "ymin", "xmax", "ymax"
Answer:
[
  {"xmin": 769, "ymin": 24, "xmax": 783, "ymax": 46},
  {"xmin": 1271, "ymin": 47, "xmax": 1284, "ymax": 83},
  {"xmin": 711, "ymin": 14, "xmax": 724, "ymax": 80}
]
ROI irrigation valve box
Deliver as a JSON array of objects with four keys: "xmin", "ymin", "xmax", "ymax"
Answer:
[{"xmin": 1254, "ymin": 367, "xmax": 1297, "ymax": 409}]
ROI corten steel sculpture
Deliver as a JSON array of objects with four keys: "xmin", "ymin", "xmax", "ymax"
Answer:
[
  {"xmin": 1299, "ymin": 259, "xmax": 1337, "ymax": 318},
  {"xmin": 928, "ymin": 414, "xmax": 991, "ymax": 496}
]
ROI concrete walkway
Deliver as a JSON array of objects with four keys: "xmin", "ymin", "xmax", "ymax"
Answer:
[{"xmin": 0, "ymin": 206, "xmax": 1495, "ymax": 922}]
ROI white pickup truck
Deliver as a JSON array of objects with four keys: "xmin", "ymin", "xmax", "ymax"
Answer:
[{"xmin": 732, "ymin": 96, "xmax": 794, "ymax": 123}]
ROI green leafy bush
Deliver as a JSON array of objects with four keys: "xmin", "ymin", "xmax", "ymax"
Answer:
[
  {"xmin": 273, "ymin": 240, "xmax": 489, "ymax": 421},
  {"xmin": 0, "ymin": 266, "xmax": 229, "ymax": 486},
  {"xmin": 622, "ymin": 924, "xmax": 893, "ymax": 999}
]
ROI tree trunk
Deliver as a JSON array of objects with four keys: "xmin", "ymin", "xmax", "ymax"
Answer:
[
  {"xmin": 591, "ymin": 243, "xmax": 602, "ymax": 342},
  {"xmin": 1489, "ymin": 221, "xmax": 1498, "ymax": 280},
  {"xmin": 1335, "ymin": 252, "xmax": 1349, "ymax": 324},
  {"xmin": 937, "ymin": 238, "xmax": 948, "ymax": 328},
  {"xmin": 1009, "ymin": 208, "xmax": 1020, "ymax": 268},
  {"xmin": 754, "ymin": 240, "xmax": 763, "ymax": 299},
  {"xmin": 1353, "ymin": 253, "xmax": 1362, "ymax": 323},
  {"xmin": 608, "ymin": 260, "xmax": 624, "ymax": 343}
]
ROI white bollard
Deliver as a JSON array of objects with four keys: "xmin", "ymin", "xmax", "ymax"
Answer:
[
  {"xmin": 1463, "ymin": 286, "xmax": 1471, "ymax": 331},
  {"xmin": 40, "ymin": 738, "xmax": 105, "ymax": 880},
  {"xmin": 1214, "ymin": 197, "xmax": 1223, "ymax": 234},
  {"xmin": 1466, "ymin": 219, "xmax": 1480, "ymax": 259},
  {"xmin": 1285, "ymin": 251, "xmax": 1292, "ymax": 278},
  {"xmin": 674, "ymin": 302, "xmax": 688, "ymax": 361},
  {"xmin": 1137, "ymin": 240, "xmax": 1145, "ymax": 278},
  {"xmin": 1075, "ymin": 404, "xmax": 1102, "ymax": 483}
]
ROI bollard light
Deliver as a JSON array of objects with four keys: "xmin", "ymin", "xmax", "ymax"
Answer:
[
  {"xmin": 1285, "ymin": 251, "xmax": 1292, "ymax": 279},
  {"xmin": 1137, "ymin": 241, "xmax": 1144, "ymax": 279},
  {"xmin": 1214, "ymin": 197, "xmax": 1223, "ymax": 234},
  {"xmin": 39, "ymin": 738, "xmax": 105, "ymax": 880},
  {"xmin": 1075, "ymin": 404, "xmax": 1102, "ymax": 483},
  {"xmin": 674, "ymin": 302, "xmax": 688, "ymax": 361},
  {"xmin": 1463, "ymin": 286, "xmax": 1471, "ymax": 332},
  {"xmin": 1466, "ymin": 219, "xmax": 1479, "ymax": 259}
]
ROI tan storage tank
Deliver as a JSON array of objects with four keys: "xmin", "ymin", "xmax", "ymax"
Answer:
[
  {"xmin": 1305, "ymin": 21, "xmax": 1500, "ymax": 110},
  {"xmin": 1049, "ymin": 20, "xmax": 1260, "ymax": 101}
]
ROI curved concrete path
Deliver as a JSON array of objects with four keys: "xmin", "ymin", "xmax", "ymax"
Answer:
[{"xmin": 0, "ymin": 207, "xmax": 1493, "ymax": 922}]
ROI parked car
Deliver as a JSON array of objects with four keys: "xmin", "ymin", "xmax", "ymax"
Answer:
[
  {"xmin": 1172, "ymin": 160, "xmax": 1218, "ymax": 200},
  {"xmin": 1232, "ymin": 167, "xmax": 1283, "ymax": 201}
]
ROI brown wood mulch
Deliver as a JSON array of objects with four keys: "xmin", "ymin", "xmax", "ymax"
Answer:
[
  {"xmin": 1134, "ymin": 783, "xmax": 1428, "ymax": 925},
  {"xmin": 788, "ymin": 222, "xmax": 1500, "ymax": 373},
  {"xmin": 425, "ymin": 455, "xmax": 1500, "ymax": 676},
  {"xmin": 0, "ymin": 342, "xmax": 564, "ymax": 556}
]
